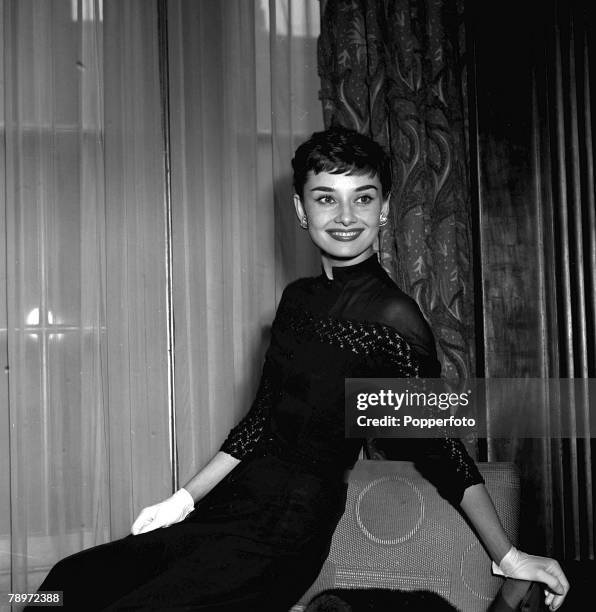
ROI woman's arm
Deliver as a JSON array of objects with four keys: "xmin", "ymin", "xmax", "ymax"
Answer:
[
  {"xmin": 377, "ymin": 297, "xmax": 570, "ymax": 610},
  {"xmin": 460, "ymin": 483, "xmax": 570, "ymax": 611},
  {"xmin": 131, "ymin": 301, "xmax": 283, "ymax": 536},
  {"xmin": 182, "ymin": 451, "xmax": 239, "ymax": 503},
  {"xmin": 460, "ymin": 483, "xmax": 511, "ymax": 562},
  {"xmin": 131, "ymin": 452, "xmax": 239, "ymax": 535}
]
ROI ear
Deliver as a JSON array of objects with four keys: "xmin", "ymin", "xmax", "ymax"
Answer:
[
  {"xmin": 293, "ymin": 193, "xmax": 306, "ymax": 224},
  {"xmin": 381, "ymin": 194, "xmax": 390, "ymax": 218}
]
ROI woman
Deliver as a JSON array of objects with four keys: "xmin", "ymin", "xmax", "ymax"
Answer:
[{"xmin": 34, "ymin": 127, "xmax": 569, "ymax": 611}]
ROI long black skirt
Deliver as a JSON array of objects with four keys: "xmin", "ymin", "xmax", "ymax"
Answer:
[{"xmin": 32, "ymin": 455, "xmax": 347, "ymax": 611}]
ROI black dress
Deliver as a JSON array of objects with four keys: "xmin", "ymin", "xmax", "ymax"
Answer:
[{"xmin": 35, "ymin": 255, "xmax": 484, "ymax": 611}]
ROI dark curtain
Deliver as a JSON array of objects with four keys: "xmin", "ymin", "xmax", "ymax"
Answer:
[
  {"xmin": 472, "ymin": 0, "xmax": 595, "ymax": 560},
  {"xmin": 318, "ymin": 0, "xmax": 476, "ymax": 382},
  {"xmin": 528, "ymin": 0, "xmax": 595, "ymax": 562}
]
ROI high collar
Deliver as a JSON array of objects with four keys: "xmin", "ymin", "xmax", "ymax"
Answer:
[{"xmin": 321, "ymin": 253, "xmax": 386, "ymax": 286}]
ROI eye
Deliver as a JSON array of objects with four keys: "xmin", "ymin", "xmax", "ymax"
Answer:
[
  {"xmin": 316, "ymin": 195, "xmax": 336, "ymax": 205},
  {"xmin": 355, "ymin": 194, "xmax": 374, "ymax": 205}
]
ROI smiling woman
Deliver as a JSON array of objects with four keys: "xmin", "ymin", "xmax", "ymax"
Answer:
[
  {"xmin": 29, "ymin": 127, "xmax": 569, "ymax": 611},
  {"xmin": 294, "ymin": 172, "xmax": 388, "ymax": 264},
  {"xmin": 292, "ymin": 127, "xmax": 391, "ymax": 275}
]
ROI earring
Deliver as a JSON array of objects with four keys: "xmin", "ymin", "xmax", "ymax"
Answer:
[
  {"xmin": 379, "ymin": 214, "xmax": 388, "ymax": 227},
  {"xmin": 300, "ymin": 216, "xmax": 309, "ymax": 229}
]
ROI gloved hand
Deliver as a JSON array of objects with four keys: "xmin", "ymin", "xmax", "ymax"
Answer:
[
  {"xmin": 491, "ymin": 546, "xmax": 570, "ymax": 611},
  {"xmin": 131, "ymin": 488, "xmax": 195, "ymax": 535}
]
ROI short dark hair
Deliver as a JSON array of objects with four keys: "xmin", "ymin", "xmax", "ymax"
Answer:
[{"xmin": 291, "ymin": 126, "xmax": 392, "ymax": 199}]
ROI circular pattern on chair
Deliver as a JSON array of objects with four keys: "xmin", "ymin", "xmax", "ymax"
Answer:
[
  {"xmin": 355, "ymin": 476, "xmax": 424, "ymax": 545},
  {"xmin": 460, "ymin": 541, "xmax": 496, "ymax": 601}
]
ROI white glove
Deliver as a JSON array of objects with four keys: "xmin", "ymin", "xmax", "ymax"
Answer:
[
  {"xmin": 491, "ymin": 546, "xmax": 570, "ymax": 611},
  {"xmin": 131, "ymin": 488, "xmax": 195, "ymax": 535}
]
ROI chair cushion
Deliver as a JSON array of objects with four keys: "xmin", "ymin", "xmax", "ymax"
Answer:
[{"xmin": 292, "ymin": 460, "xmax": 520, "ymax": 612}]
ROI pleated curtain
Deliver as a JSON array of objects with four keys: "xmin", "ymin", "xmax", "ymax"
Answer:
[
  {"xmin": 528, "ymin": 1, "xmax": 595, "ymax": 561},
  {"xmin": 0, "ymin": 0, "xmax": 322, "ymax": 593},
  {"xmin": 472, "ymin": 0, "xmax": 595, "ymax": 560},
  {"xmin": 166, "ymin": 0, "xmax": 322, "ymax": 487},
  {"xmin": 1, "ymin": 0, "xmax": 171, "ymax": 592}
]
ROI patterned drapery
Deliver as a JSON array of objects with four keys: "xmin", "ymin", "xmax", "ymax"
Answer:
[{"xmin": 318, "ymin": 0, "xmax": 475, "ymax": 381}]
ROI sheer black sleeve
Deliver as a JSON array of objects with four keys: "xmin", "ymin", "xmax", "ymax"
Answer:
[
  {"xmin": 219, "ymin": 356, "xmax": 275, "ymax": 460},
  {"xmin": 374, "ymin": 294, "xmax": 485, "ymax": 505},
  {"xmin": 414, "ymin": 436, "xmax": 485, "ymax": 505},
  {"xmin": 219, "ymin": 288, "xmax": 289, "ymax": 461},
  {"xmin": 377, "ymin": 295, "xmax": 441, "ymax": 378}
]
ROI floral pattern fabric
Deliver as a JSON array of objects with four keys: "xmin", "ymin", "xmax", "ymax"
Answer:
[{"xmin": 318, "ymin": 0, "xmax": 475, "ymax": 381}]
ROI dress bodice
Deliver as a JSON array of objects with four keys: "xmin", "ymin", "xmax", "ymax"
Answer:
[{"xmin": 221, "ymin": 255, "xmax": 483, "ymax": 505}]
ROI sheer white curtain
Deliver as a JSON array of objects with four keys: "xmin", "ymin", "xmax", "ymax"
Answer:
[
  {"xmin": 1, "ymin": 0, "xmax": 172, "ymax": 593},
  {"xmin": 1, "ymin": 0, "xmax": 111, "ymax": 593},
  {"xmin": 167, "ymin": 0, "xmax": 322, "ymax": 484},
  {"xmin": 1, "ymin": 0, "xmax": 322, "ymax": 595}
]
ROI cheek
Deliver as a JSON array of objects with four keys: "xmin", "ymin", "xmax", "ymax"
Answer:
[
  {"xmin": 304, "ymin": 208, "xmax": 330, "ymax": 229},
  {"xmin": 356, "ymin": 209, "xmax": 382, "ymax": 227},
  {"xmin": 365, "ymin": 204, "xmax": 383, "ymax": 218}
]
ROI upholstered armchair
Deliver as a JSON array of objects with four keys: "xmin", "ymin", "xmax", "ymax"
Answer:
[{"xmin": 291, "ymin": 460, "xmax": 521, "ymax": 612}]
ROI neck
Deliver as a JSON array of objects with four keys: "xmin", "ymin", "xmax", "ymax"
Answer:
[{"xmin": 320, "ymin": 247, "xmax": 375, "ymax": 280}]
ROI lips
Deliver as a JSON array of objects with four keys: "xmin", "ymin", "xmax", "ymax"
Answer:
[{"xmin": 326, "ymin": 229, "xmax": 364, "ymax": 242}]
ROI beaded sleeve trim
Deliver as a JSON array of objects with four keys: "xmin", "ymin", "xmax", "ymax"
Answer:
[{"xmin": 220, "ymin": 365, "xmax": 273, "ymax": 460}]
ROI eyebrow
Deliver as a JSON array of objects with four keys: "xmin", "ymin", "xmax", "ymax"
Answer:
[{"xmin": 310, "ymin": 185, "xmax": 379, "ymax": 192}]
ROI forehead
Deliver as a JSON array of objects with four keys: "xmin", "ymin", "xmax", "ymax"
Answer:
[{"xmin": 304, "ymin": 170, "xmax": 381, "ymax": 191}]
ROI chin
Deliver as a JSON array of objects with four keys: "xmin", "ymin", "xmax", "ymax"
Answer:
[{"xmin": 320, "ymin": 242, "xmax": 373, "ymax": 261}]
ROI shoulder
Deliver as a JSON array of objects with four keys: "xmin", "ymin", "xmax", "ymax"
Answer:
[
  {"xmin": 372, "ymin": 278, "xmax": 430, "ymax": 337},
  {"xmin": 371, "ymin": 279, "xmax": 440, "ymax": 374},
  {"xmin": 281, "ymin": 276, "xmax": 314, "ymax": 296},
  {"xmin": 277, "ymin": 276, "xmax": 314, "ymax": 307},
  {"xmin": 378, "ymin": 287, "xmax": 426, "ymax": 328},
  {"xmin": 273, "ymin": 276, "xmax": 321, "ymax": 319}
]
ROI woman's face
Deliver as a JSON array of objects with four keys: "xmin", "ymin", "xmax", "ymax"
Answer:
[{"xmin": 294, "ymin": 170, "xmax": 389, "ymax": 270}]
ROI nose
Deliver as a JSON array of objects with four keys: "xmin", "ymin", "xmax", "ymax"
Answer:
[{"xmin": 334, "ymin": 200, "xmax": 356, "ymax": 226}]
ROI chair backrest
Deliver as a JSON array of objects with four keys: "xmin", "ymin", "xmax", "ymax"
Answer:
[{"xmin": 292, "ymin": 460, "xmax": 520, "ymax": 612}]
